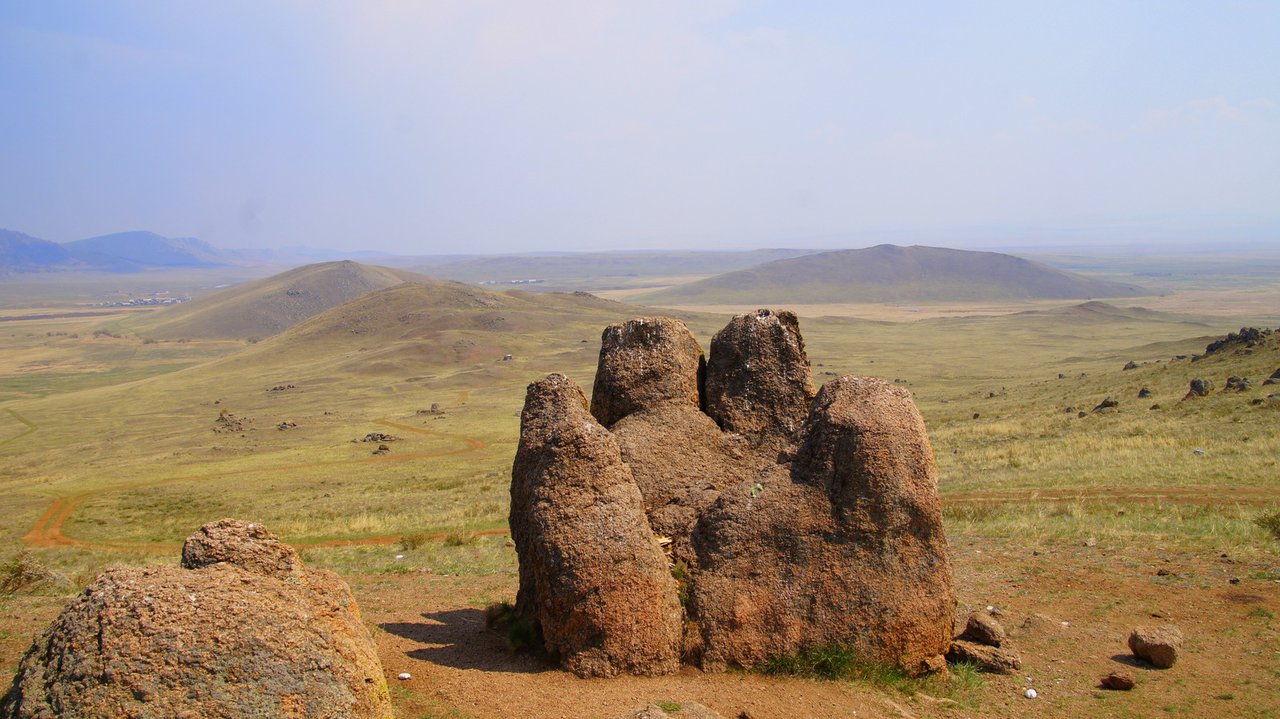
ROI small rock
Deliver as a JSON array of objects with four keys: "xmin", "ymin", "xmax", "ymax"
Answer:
[
  {"xmin": 1185, "ymin": 378, "xmax": 1214, "ymax": 398},
  {"xmin": 1077, "ymin": 411, "xmax": 1088, "ymax": 418},
  {"xmin": 1129, "ymin": 625, "xmax": 1183, "ymax": 668},
  {"xmin": 947, "ymin": 640, "xmax": 1021, "ymax": 674},
  {"xmin": 1092, "ymin": 397, "xmax": 1119, "ymax": 413},
  {"xmin": 397, "ymin": 672, "xmax": 411, "ymax": 680},
  {"xmin": 1084, "ymin": 536, "xmax": 1097, "ymax": 547},
  {"xmin": 1123, "ymin": 361, "xmax": 1138, "ymax": 371},
  {"xmin": 1019, "ymin": 614, "xmax": 1055, "ymax": 635},
  {"xmin": 1025, "ymin": 688, "xmax": 1038, "ymax": 699},
  {"xmin": 1101, "ymin": 672, "xmax": 1134, "ymax": 690},
  {"xmin": 1225, "ymin": 376, "xmax": 1252, "ymax": 392},
  {"xmin": 1137, "ymin": 387, "xmax": 1152, "ymax": 398},
  {"xmin": 959, "ymin": 612, "xmax": 1006, "ymax": 647}
]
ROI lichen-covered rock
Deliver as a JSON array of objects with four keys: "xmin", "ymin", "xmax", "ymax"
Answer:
[
  {"xmin": 704, "ymin": 309, "xmax": 815, "ymax": 455},
  {"xmin": 181, "ymin": 517, "xmax": 304, "ymax": 580},
  {"xmin": 591, "ymin": 317, "xmax": 705, "ymax": 427},
  {"xmin": 510, "ymin": 374, "xmax": 682, "ymax": 677},
  {"xmin": 690, "ymin": 377, "xmax": 954, "ymax": 672},
  {"xmin": 1, "ymin": 523, "xmax": 391, "ymax": 719}
]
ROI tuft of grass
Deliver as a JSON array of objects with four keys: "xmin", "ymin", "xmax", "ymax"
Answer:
[
  {"xmin": 1247, "ymin": 607, "xmax": 1274, "ymax": 620},
  {"xmin": 399, "ymin": 532, "xmax": 429, "ymax": 551},
  {"xmin": 443, "ymin": 531, "xmax": 478, "ymax": 547},
  {"xmin": 0, "ymin": 551, "xmax": 56, "ymax": 597},
  {"xmin": 671, "ymin": 560, "xmax": 691, "ymax": 608},
  {"xmin": 484, "ymin": 601, "xmax": 541, "ymax": 652},
  {"xmin": 764, "ymin": 646, "xmax": 915, "ymax": 691},
  {"xmin": 1253, "ymin": 511, "xmax": 1280, "ymax": 541},
  {"xmin": 654, "ymin": 700, "xmax": 681, "ymax": 713}
]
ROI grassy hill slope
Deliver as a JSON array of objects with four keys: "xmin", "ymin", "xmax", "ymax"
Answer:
[
  {"xmin": 117, "ymin": 261, "xmax": 439, "ymax": 340},
  {"xmin": 639, "ymin": 244, "xmax": 1148, "ymax": 304}
]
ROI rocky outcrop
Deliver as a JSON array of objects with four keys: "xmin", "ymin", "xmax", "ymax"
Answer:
[
  {"xmin": 509, "ymin": 311, "xmax": 955, "ymax": 678},
  {"xmin": 1, "ymin": 521, "xmax": 391, "ymax": 719},
  {"xmin": 510, "ymin": 374, "xmax": 682, "ymax": 678}
]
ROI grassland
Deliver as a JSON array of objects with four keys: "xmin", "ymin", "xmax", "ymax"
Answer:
[{"xmin": 1, "ymin": 262, "xmax": 1279, "ymax": 717}]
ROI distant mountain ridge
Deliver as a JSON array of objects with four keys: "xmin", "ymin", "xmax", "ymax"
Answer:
[
  {"xmin": 0, "ymin": 228, "xmax": 238, "ymax": 274},
  {"xmin": 638, "ymin": 244, "xmax": 1148, "ymax": 304}
]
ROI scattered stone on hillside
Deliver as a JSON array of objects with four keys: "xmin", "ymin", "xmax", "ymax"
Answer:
[
  {"xmin": 1252, "ymin": 398, "xmax": 1266, "ymax": 406},
  {"xmin": 1150, "ymin": 404, "xmax": 1161, "ymax": 410},
  {"xmin": 509, "ymin": 314, "xmax": 955, "ymax": 678},
  {"xmin": 972, "ymin": 412, "xmax": 980, "ymax": 419},
  {"xmin": 1225, "ymin": 376, "xmax": 1252, "ymax": 392},
  {"xmin": 360, "ymin": 432, "xmax": 399, "ymax": 443},
  {"xmin": 1018, "ymin": 614, "xmax": 1056, "ymax": 636},
  {"xmin": 1, "ymin": 520, "xmax": 391, "ymax": 719},
  {"xmin": 1203, "ymin": 327, "xmax": 1273, "ymax": 356},
  {"xmin": 416, "ymin": 403, "xmax": 445, "ymax": 415},
  {"xmin": 1092, "ymin": 397, "xmax": 1119, "ymax": 413},
  {"xmin": 277, "ymin": 421, "xmax": 296, "ymax": 431},
  {"xmin": 704, "ymin": 309, "xmax": 816, "ymax": 456},
  {"xmin": 1185, "ymin": 378, "xmax": 1214, "ymax": 399},
  {"xmin": 590, "ymin": 317, "xmax": 705, "ymax": 428},
  {"xmin": 958, "ymin": 612, "xmax": 1006, "ymax": 647},
  {"xmin": 180, "ymin": 518, "xmax": 305, "ymax": 580},
  {"xmin": 372, "ymin": 444, "xmax": 390, "ymax": 455},
  {"xmin": 1078, "ymin": 411, "xmax": 1088, "ymax": 418},
  {"xmin": 1101, "ymin": 671, "xmax": 1135, "ymax": 690},
  {"xmin": 1138, "ymin": 387, "xmax": 1152, "ymax": 398},
  {"xmin": 1123, "ymin": 361, "xmax": 1138, "ymax": 370},
  {"xmin": 212, "ymin": 410, "xmax": 251, "ymax": 433},
  {"xmin": 510, "ymin": 374, "xmax": 682, "ymax": 678},
  {"xmin": 267, "ymin": 383, "xmax": 296, "ymax": 392},
  {"xmin": 1128, "ymin": 625, "xmax": 1183, "ymax": 668},
  {"xmin": 946, "ymin": 640, "xmax": 1022, "ymax": 674},
  {"xmin": 1064, "ymin": 406, "xmax": 1076, "ymax": 413}
]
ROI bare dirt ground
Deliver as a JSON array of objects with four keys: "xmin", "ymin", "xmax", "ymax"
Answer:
[{"xmin": 343, "ymin": 539, "xmax": 1280, "ymax": 719}]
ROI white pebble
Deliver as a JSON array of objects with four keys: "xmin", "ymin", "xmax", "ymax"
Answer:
[
  {"xmin": 1025, "ymin": 688, "xmax": 1038, "ymax": 699},
  {"xmin": 394, "ymin": 554, "xmax": 405, "ymax": 560},
  {"xmin": 397, "ymin": 672, "xmax": 411, "ymax": 681}
]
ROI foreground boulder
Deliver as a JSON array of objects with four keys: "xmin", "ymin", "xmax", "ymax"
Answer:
[
  {"xmin": 1, "ymin": 521, "xmax": 391, "ymax": 719},
  {"xmin": 1129, "ymin": 625, "xmax": 1183, "ymax": 668},
  {"xmin": 510, "ymin": 311, "xmax": 955, "ymax": 677},
  {"xmin": 510, "ymin": 374, "xmax": 682, "ymax": 677}
]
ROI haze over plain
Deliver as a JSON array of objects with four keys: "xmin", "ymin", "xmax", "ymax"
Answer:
[{"xmin": 1, "ymin": 1, "xmax": 1277, "ymax": 256}]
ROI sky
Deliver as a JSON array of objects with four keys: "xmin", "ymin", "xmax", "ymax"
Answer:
[{"xmin": 1, "ymin": 1, "xmax": 1277, "ymax": 255}]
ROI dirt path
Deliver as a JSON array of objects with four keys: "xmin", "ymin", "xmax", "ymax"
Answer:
[
  {"xmin": 0, "ymin": 407, "xmax": 37, "ymax": 447},
  {"xmin": 22, "ymin": 418, "xmax": 492, "ymax": 553}
]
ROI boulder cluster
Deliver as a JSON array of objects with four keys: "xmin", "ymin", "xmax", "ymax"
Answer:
[
  {"xmin": 509, "ymin": 310, "xmax": 956, "ymax": 677},
  {"xmin": 1, "ymin": 520, "xmax": 392, "ymax": 719}
]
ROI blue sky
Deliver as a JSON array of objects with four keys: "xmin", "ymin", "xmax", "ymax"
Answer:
[{"xmin": 1, "ymin": 1, "xmax": 1276, "ymax": 254}]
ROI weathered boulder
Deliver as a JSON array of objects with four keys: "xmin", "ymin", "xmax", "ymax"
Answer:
[
  {"xmin": 1225, "ymin": 376, "xmax": 1252, "ymax": 392},
  {"xmin": 590, "ymin": 317, "xmax": 705, "ymax": 428},
  {"xmin": 1, "ymin": 522, "xmax": 391, "ymax": 719},
  {"xmin": 1129, "ymin": 625, "xmax": 1183, "ymax": 668},
  {"xmin": 1138, "ymin": 387, "xmax": 1152, "ymax": 398},
  {"xmin": 1092, "ymin": 396, "xmax": 1119, "ymax": 413},
  {"xmin": 510, "ymin": 374, "xmax": 682, "ymax": 677},
  {"xmin": 704, "ymin": 309, "xmax": 815, "ymax": 456},
  {"xmin": 181, "ymin": 517, "xmax": 304, "ymax": 580},
  {"xmin": 690, "ymin": 377, "xmax": 954, "ymax": 673},
  {"xmin": 1185, "ymin": 378, "xmax": 1214, "ymax": 398}
]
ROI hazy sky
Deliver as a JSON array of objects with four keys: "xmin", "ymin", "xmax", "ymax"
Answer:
[{"xmin": 1, "ymin": 1, "xmax": 1276, "ymax": 254}]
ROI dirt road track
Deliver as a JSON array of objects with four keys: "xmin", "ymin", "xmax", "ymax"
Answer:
[
  {"xmin": 0, "ymin": 407, "xmax": 37, "ymax": 447},
  {"xmin": 22, "ymin": 418, "xmax": 503, "ymax": 553},
  {"xmin": 943, "ymin": 485, "xmax": 1280, "ymax": 506}
]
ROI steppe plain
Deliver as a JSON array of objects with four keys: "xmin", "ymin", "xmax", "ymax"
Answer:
[{"xmin": 2, "ymin": 250, "xmax": 1279, "ymax": 718}]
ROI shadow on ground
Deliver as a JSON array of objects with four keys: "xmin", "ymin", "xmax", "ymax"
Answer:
[{"xmin": 381, "ymin": 608, "xmax": 555, "ymax": 674}]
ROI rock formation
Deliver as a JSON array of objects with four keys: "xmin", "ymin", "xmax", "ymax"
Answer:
[
  {"xmin": 508, "ymin": 311, "xmax": 955, "ymax": 677},
  {"xmin": 1, "ymin": 520, "xmax": 392, "ymax": 719},
  {"xmin": 510, "ymin": 374, "xmax": 682, "ymax": 678}
]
